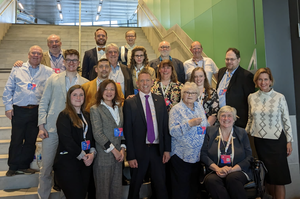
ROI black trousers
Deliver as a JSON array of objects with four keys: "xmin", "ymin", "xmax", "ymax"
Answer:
[
  {"xmin": 8, "ymin": 105, "xmax": 39, "ymax": 170},
  {"xmin": 128, "ymin": 144, "xmax": 168, "ymax": 199},
  {"xmin": 170, "ymin": 154, "xmax": 200, "ymax": 199},
  {"xmin": 204, "ymin": 171, "xmax": 248, "ymax": 199}
]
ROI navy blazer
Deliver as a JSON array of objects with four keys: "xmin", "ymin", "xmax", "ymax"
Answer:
[
  {"xmin": 123, "ymin": 93, "xmax": 171, "ymax": 161},
  {"xmin": 216, "ymin": 66, "xmax": 255, "ymax": 128},
  {"xmin": 82, "ymin": 47, "xmax": 98, "ymax": 80},
  {"xmin": 200, "ymin": 125, "xmax": 253, "ymax": 180}
]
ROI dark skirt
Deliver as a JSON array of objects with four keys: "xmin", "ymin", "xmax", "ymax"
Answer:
[{"xmin": 254, "ymin": 132, "xmax": 291, "ymax": 185}]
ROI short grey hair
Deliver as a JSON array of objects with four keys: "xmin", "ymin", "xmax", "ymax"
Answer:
[
  {"xmin": 105, "ymin": 43, "xmax": 119, "ymax": 54},
  {"xmin": 217, "ymin": 105, "xmax": 237, "ymax": 121},
  {"xmin": 28, "ymin": 45, "xmax": 42, "ymax": 54},
  {"xmin": 181, "ymin": 82, "xmax": 199, "ymax": 99}
]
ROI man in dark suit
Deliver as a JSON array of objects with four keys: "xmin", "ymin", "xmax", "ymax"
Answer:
[
  {"xmin": 149, "ymin": 41, "xmax": 185, "ymax": 83},
  {"xmin": 216, "ymin": 48, "xmax": 255, "ymax": 128},
  {"xmin": 123, "ymin": 70, "xmax": 171, "ymax": 199},
  {"xmin": 82, "ymin": 28, "xmax": 107, "ymax": 80}
]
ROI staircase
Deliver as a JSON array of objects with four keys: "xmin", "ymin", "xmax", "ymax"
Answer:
[{"xmin": 0, "ymin": 24, "xmax": 155, "ymax": 198}]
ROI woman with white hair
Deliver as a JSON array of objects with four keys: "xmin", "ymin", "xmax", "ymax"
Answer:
[
  {"xmin": 169, "ymin": 82, "xmax": 208, "ymax": 199},
  {"xmin": 200, "ymin": 105, "xmax": 253, "ymax": 199}
]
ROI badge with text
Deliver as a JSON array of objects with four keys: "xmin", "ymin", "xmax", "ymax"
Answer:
[
  {"xmin": 27, "ymin": 83, "xmax": 36, "ymax": 90},
  {"xmin": 197, "ymin": 126, "xmax": 206, "ymax": 135},
  {"xmin": 165, "ymin": 98, "xmax": 171, "ymax": 106},
  {"xmin": 114, "ymin": 128, "xmax": 123, "ymax": 137},
  {"xmin": 220, "ymin": 154, "xmax": 231, "ymax": 164},
  {"xmin": 219, "ymin": 89, "xmax": 227, "ymax": 96},
  {"xmin": 134, "ymin": 89, "xmax": 139, "ymax": 95},
  {"xmin": 81, "ymin": 140, "xmax": 90, "ymax": 150},
  {"xmin": 54, "ymin": 68, "xmax": 61, "ymax": 74}
]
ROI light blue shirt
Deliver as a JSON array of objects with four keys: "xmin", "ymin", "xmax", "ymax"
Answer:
[
  {"xmin": 2, "ymin": 61, "xmax": 54, "ymax": 111},
  {"xmin": 49, "ymin": 50, "xmax": 66, "ymax": 71},
  {"xmin": 169, "ymin": 100, "xmax": 208, "ymax": 163},
  {"xmin": 65, "ymin": 73, "xmax": 79, "ymax": 92},
  {"xmin": 217, "ymin": 66, "xmax": 239, "ymax": 108},
  {"xmin": 109, "ymin": 63, "xmax": 125, "ymax": 95}
]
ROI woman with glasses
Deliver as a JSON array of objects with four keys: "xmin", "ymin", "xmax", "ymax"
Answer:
[
  {"xmin": 189, "ymin": 67, "xmax": 219, "ymax": 125},
  {"xmin": 129, "ymin": 46, "xmax": 156, "ymax": 93},
  {"xmin": 53, "ymin": 85, "xmax": 96, "ymax": 199},
  {"xmin": 169, "ymin": 82, "xmax": 208, "ymax": 199},
  {"xmin": 151, "ymin": 59, "xmax": 183, "ymax": 112}
]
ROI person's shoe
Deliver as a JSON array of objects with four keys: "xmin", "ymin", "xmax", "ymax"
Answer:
[
  {"xmin": 18, "ymin": 168, "xmax": 38, "ymax": 174},
  {"xmin": 6, "ymin": 170, "xmax": 16, "ymax": 177}
]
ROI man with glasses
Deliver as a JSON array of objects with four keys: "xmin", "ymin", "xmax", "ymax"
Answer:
[
  {"xmin": 216, "ymin": 48, "xmax": 255, "ymax": 128},
  {"xmin": 119, "ymin": 30, "xmax": 137, "ymax": 66},
  {"xmin": 2, "ymin": 45, "xmax": 54, "ymax": 177},
  {"xmin": 149, "ymin": 41, "xmax": 185, "ymax": 83},
  {"xmin": 37, "ymin": 49, "xmax": 89, "ymax": 199},
  {"xmin": 183, "ymin": 41, "xmax": 218, "ymax": 85},
  {"xmin": 82, "ymin": 28, "xmax": 108, "ymax": 80},
  {"xmin": 13, "ymin": 34, "xmax": 65, "ymax": 74},
  {"xmin": 82, "ymin": 58, "xmax": 124, "ymax": 113}
]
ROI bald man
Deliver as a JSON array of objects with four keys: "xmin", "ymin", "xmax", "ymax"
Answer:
[
  {"xmin": 2, "ymin": 45, "xmax": 54, "ymax": 177},
  {"xmin": 184, "ymin": 41, "xmax": 218, "ymax": 85},
  {"xmin": 149, "ymin": 41, "xmax": 185, "ymax": 83}
]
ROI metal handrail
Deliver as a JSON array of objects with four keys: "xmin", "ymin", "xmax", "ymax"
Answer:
[{"xmin": 0, "ymin": 0, "xmax": 14, "ymax": 16}]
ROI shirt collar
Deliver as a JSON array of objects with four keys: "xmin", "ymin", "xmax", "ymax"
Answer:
[
  {"xmin": 139, "ymin": 91, "xmax": 152, "ymax": 99},
  {"xmin": 49, "ymin": 50, "xmax": 62, "ymax": 58},
  {"xmin": 26, "ymin": 61, "xmax": 40, "ymax": 69},
  {"xmin": 226, "ymin": 65, "xmax": 239, "ymax": 76},
  {"xmin": 159, "ymin": 55, "xmax": 172, "ymax": 62}
]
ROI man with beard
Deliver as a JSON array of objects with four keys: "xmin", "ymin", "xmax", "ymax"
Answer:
[
  {"xmin": 82, "ymin": 28, "xmax": 108, "ymax": 80},
  {"xmin": 119, "ymin": 30, "xmax": 137, "ymax": 66},
  {"xmin": 149, "ymin": 41, "xmax": 185, "ymax": 83},
  {"xmin": 13, "ymin": 34, "xmax": 65, "ymax": 74},
  {"xmin": 82, "ymin": 58, "xmax": 124, "ymax": 113}
]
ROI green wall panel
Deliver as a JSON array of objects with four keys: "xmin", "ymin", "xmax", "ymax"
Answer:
[{"xmin": 142, "ymin": 0, "xmax": 266, "ymax": 69}]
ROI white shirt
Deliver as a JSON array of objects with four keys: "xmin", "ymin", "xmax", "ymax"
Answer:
[
  {"xmin": 101, "ymin": 100, "xmax": 120, "ymax": 125},
  {"xmin": 96, "ymin": 46, "xmax": 106, "ymax": 61},
  {"xmin": 139, "ymin": 92, "xmax": 159, "ymax": 144},
  {"xmin": 109, "ymin": 64, "xmax": 125, "ymax": 95},
  {"xmin": 184, "ymin": 57, "xmax": 218, "ymax": 85}
]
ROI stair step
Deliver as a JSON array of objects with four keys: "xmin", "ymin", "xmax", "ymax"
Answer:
[
  {"xmin": 0, "ymin": 115, "xmax": 11, "ymax": 127},
  {"xmin": 0, "ymin": 154, "xmax": 41, "ymax": 172},
  {"xmin": 0, "ymin": 127, "xmax": 11, "ymax": 140},
  {"xmin": 0, "ymin": 187, "xmax": 60, "ymax": 199},
  {"xmin": 0, "ymin": 171, "xmax": 40, "ymax": 190}
]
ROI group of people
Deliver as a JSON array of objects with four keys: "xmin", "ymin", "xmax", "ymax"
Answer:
[{"xmin": 2, "ymin": 27, "xmax": 293, "ymax": 199}]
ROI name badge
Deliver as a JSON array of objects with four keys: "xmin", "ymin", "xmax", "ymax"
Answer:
[
  {"xmin": 114, "ymin": 128, "xmax": 123, "ymax": 137},
  {"xmin": 165, "ymin": 98, "xmax": 171, "ymax": 106},
  {"xmin": 197, "ymin": 126, "xmax": 206, "ymax": 135},
  {"xmin": 220, "ymin": 155, "xmax": 231, "ymax": 164},
  {"xmin": 54, "ymin": 68, "xmax": 61, "ymax": 74},
  {"xmin": 134, "ymin": 89, "xmax": 139, "ymax": 95},
  {"xmin": 81, "ymin": 140, "xmax": 90, "ymax": 150},
  {"xmin": 27, "ymin": 83, "xmax": 36, "ymax": 90},
  {"xmin": 219, "ymin": 89, "xmax": 227, "ymax": 96}
]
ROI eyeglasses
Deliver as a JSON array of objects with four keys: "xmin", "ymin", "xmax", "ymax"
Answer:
[
  {"xmin": 184, "ymin": 91, "xmax": 197, "ymax": 95},
  {"xmin": 65, "ymin": 59, "xmax": 79, "ymax": 63},
  {"xmin": 98, "ymin": 65, "xmax": 110, "ymax": 69},
  {"xmin": 49, "ymin": 40, "xmax": 60, "ymax": 44},
  {"xmin": 135, "ymin": 55, "xmax": 144, "ymax": 58},
  {"xmin": 160, "ymin": 46, "xmax": 170, "ymax": 49},
  {"xmin": 225, "ymin": 58, "xmax": 237, "ymax": 62},
  {"xmin": 126, "ymin": 35, "xmax": 135, "ymax": 38}
]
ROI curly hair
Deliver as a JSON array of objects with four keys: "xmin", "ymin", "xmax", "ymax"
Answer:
[{"xmin": 129, "ymin": 46, "xmax": 149, "ymax": 70}]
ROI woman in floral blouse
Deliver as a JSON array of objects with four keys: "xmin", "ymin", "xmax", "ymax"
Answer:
[
  {"xmin": 151, "ymin": 59, "xmax": 183, "ymax": 112},
  {"xmin": 189, "ymin": 67, "xmax": 219, "ymax": 126}
]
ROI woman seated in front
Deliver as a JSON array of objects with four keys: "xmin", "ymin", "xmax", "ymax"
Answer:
[
  {"xmin": 53, "ymin": 85, "xmax": 96, "ymax": 199},
  {"xmin": 169, "ymin": 82, "xmax": 208, "ymax": 199},
  {"xmin": 200, "ymin": 105, "xmax": 252, "ymax": 199}
]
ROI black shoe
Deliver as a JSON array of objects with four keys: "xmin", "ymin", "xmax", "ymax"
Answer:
[
  {"xmin": 18, "ymin": 168, "xmax": 38, "ymax": 174},
  {"xmin": 6, "ymin": 170, "xmax": 16, "ymax": 177}
]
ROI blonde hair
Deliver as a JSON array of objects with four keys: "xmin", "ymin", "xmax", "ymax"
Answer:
[
  {"xmin": 253, "ymin": 67, "xmax": 274, "ymax": 88},
  {"xmin": 181, "ymin": 82, "xmax": 199, "ymax": 99},
  {"xmin": 217, "ymin": 105, "xmax": 237, "ymax": 121}
]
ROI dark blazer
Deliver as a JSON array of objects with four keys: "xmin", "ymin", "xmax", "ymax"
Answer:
[
  {"xmin": 216, "ymin": 66, "xmax": 255, "ymax": 128},
  {"xmin": 53, "ymin": 111, "xmax": 95, "ymax": 171},
  {"xmin": 200, "ymin": 125, "xmax": 253, "ymax": 180},
  {"xmin": 82, "ymin": 48, "xmax": 98, "ymax": 80},
  {"xmin": 123, "ymin": 93, "xmax": 171, "ymax": 161},
  {"xmin": 118, "ymin": 46, "xmax": 129, "ymax": 66},
  {"xmin": 149, "ymin": 57, "xmax": 185, "ymax": 84}
]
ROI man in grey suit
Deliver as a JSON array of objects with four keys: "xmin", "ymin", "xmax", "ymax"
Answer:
[{"xmin": 37, "ymin": 49, "xmax": 89, "ymax": 199}]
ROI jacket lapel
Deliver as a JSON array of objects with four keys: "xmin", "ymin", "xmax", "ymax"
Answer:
[
  {"xmin": 135, "ymin": 95, "xmax": 147, "ymax": 126},
  {"xmin": 152, "ymin": 94, "xmax": 160, "ymax": 123},
  {"xmin": 227, "ymin": 66, "xmax": 241, "ymax": 91},
  {"xmin": 93, "ymin": 48, "xmax": 98, "ymax": 64},
  {"xmin": 99, "ymin": 104, "xmax": 118, "ymax": 126},
  {"xmin": 58, "ymin": 72, "xmax": 67, "ymax": 101}
]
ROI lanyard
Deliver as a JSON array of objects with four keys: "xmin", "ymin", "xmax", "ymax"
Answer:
[
  {"xmin": 48, "ymin": 51, "xmax": 63, "ymax": 69},
  {"xmin": 135, "ymin": 65, "xmax": 144, "ymax": 79},
  {"xmin": 81, "ymin": 113, "xmax": 88, "ymax": 140},
  {"xmin": 198, "ymin": 88, "xmax": 205, "ymax": 105},
  {"xmin": 159, "ymin": 81, "xmax": 170, "ymax": 98},
  {"xmin": 111, "ymin": 65, "xmax": 122, "ymax": 81},
  {"xmin": 219, "ymin": 128, "xmax": 233, "ymax": 153}
]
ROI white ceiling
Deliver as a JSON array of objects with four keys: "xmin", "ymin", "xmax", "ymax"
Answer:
[{"xmin": 18, "ymin": 0, "xmax": 138, "ymax": 25}]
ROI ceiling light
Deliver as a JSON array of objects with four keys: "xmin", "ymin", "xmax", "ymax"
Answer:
[
  {"xmin": 97, "ymin": 5, "xmax": 102, "ymax": 13},
  {"xmin": 57, "ymin": 3, "xmax": 61, "ymax": 11},
  {"xmin": 134, "ymin": 9, "xmax": 137, "ymax": 14},
  {"xmin": 60, "ymin": 13, "xmax": 63, "ymax": 20},
  {"xmin": 18, "ymin": 2, "xmax": 24, "ymax": 10},
  {"xmin": 96, "ymin": 15, "xmax": 99, "ymax": 21}
]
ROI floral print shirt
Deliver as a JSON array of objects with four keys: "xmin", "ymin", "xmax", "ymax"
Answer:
[
  {"xmin": 151, "ymin": 80, "xmax": 183, "ymax": 112},
  {"xmin": 199, "ymin": 88, "xmax": 219, "ymax": 118}
]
